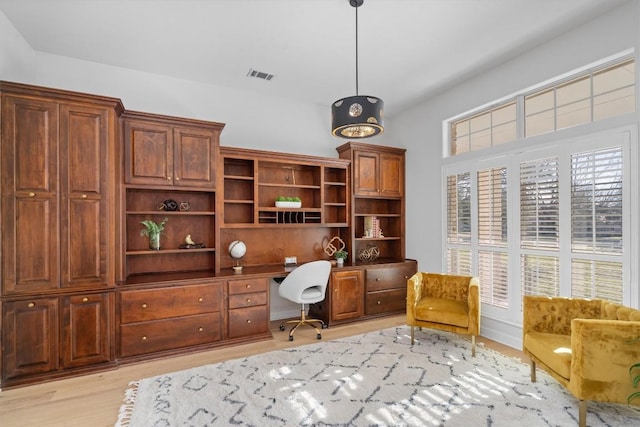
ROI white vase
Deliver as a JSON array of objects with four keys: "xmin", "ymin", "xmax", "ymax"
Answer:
[{"xmin": 336, "ymin": 258, "xmax": 344, "ymax": 267}]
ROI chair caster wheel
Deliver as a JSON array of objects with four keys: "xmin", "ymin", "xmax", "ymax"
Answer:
[
  {"xmin": 279, "ymin": 324, "xmax": 285, "ymax": 331},
  {"xmin": 317, "ymin": 334, "xmax": 322, "ymax": 340},
  {"xmin": 321, "ymin": 324, "xmax": 328, "ymax": 329},
  {"xmin": 289, "ymin": 336, "xmax": 294, "ymax": 341}
]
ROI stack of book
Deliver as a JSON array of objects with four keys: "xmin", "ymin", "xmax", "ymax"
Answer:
[{"xmin": 363, "ymin": 216, "xmax": 383, "ymax": 238}]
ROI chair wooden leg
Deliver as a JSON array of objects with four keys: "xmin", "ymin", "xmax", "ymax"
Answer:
[
  {"xmin": 471, "ymin": 335, "xmax": 476, "ymax": 357},
  {"xmin": 530, "ymin": 360, "xmax": 537, "ymax": 382},
  {"xmin": 410, "ymin": 326, "xmax": 415, "ymax": 345},
  {"xmin": 578, "ymin": 400, "xmax": 587, "ymax": 427}
]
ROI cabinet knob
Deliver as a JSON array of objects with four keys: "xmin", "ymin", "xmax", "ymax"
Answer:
[
  {"xmin": 245, "ymin": 284, "xmax": 251, "ymax": 289},
  {"xmin": 377, "ymin": 300, "xmax": 382, "ymax": 305},
  {"xmin": 28, "ymin": 302, "xmax": 35, "ymax": 308},
  {"xmin": 246, "ymin": 298, "xmax": 251, "ymax": 303},
  {"xmin": 198, "ymin": 297, "xmax": 203, "ymax": 303},
  {"xmin": 82, "ymin": 297, "xmax": 89, "ymax": 303},
  {"xmin": 141, "ymin": 303, "xmax": 147, "ymax": 309},
  {"xmin": 198, "ymin": 327, "xmax": 204, "ymax": 332},
  {"xmin": 28, "ymin": 192, "xmax": 35, "ymax": 197},
  {"xmin": 376, "ymin": 278, "xmax": 381, "ymax": 281},
  {"xmin": 246, "ymin": 319, "xmax": 251, "ymax": 324},
  {"xmin": 175, "ymin": 176, "xmax": 180, "ymax": 181},
  {"xmin": 167, "ymin": 176, "xmax": 172, "ymax": 181},
  {"xmin": 404, "ymin": 276, "xmax": 409, "ymax": 279},
  {"xmin": 141, "ymin": 336, "xmax": 147, "ymax": 341},
  {"xmin": 81, "ymin": 194, "xmax": 87, "ymax": 199}
]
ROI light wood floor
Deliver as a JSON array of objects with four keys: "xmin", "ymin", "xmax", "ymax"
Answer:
[{"xmin": 0, "ymin": 315, "xmax": 524, "ymax": 427}]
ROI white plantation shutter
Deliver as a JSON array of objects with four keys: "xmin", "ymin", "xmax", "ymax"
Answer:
[
  {"xmin": 477, "ymin": 168, "xmax": 508, "ymax": 308},
  {"xmin": 447, "ymin": 173, "xmax": 471, "ymax": 244},
  {"xmin": 447, "ymin": 248, "xmax": 471, "ymax": 276},
  {"xmin": 521, "ymin": 254, "xmax": 560, "ymax": 298},
  {"xmin": 571, "ymin": 259, "xmax": 623, "ymax": 301},
  {"xmin": 520, "ymin": 158, "xmax": 560, "ymax": 250}
]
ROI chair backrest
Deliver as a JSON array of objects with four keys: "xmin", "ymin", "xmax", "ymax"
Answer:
[{"xmin": 278, "ymin": 260, "xmax": 331, "ymax": 304}]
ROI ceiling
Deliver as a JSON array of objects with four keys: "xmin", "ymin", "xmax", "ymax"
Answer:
[{"xmin": 0, "ymin": 0, "xmax": 628, "ymax": 117}]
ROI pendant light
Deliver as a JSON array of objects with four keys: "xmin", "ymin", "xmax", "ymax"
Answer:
[{"xmin": 331, "ymin": 0, "xmax": 384, "ymax": 139}]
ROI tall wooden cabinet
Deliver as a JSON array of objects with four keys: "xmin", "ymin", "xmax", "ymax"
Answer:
[{"xmin": 1, "ymin": 82, "xmax": 123, "ymax": 387}]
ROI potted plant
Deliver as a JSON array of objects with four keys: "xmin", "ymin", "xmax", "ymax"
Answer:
[
  {"xmin": 275, "ymin": 196, "xmax": 302, "ymax": 208},
  {"xmin": 334, "ymin": 250, "xmax": 348, "ymax": 267},
  {"xmin": 629, "ymin": 338, "xmax": 640, "ymax": 404},
  {"xmin": 140, "ymin": 217, "xmax": 168, "ymax": 250}
]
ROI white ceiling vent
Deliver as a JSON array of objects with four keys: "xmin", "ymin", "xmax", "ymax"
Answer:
[{"xmin": 247, "ymin": 68, "xmax": 274, "ymax": 81}]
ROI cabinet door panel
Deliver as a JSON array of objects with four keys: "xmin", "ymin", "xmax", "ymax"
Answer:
[
  {"xmin": 173, "ymin": 127, "xmax": 217, "ymax": 188},
  {"xmin": 379, "ymin": 153, "xmax": 403, "ymax": 197},
  {"xmin": 1, "ymin": 97, "xmax": 59, "ymax": 293},
  {"xmin": 2, "ymin": 298, "xmax": 59, "ymax": 379},
  {"xmin": 331, "ymin": 270, "xmax": 364, "ymax": 321},
  {"xmin": 61, "ymin": 292, "xmax": 113, "ymax": 368},
  {"xmin": 353, "ymin": 151, "xmax": 379, "ymax": 196},
  {"xmin": 124, "ymin": 120, "xmax": 173, "ymax": 185}
]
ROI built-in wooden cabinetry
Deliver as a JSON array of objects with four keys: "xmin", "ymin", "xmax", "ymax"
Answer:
[
  {"xmin": 0, "ymin": 82, "xmax": 122, "ymax": 387},
  {"xmin": 1, "ymin": 81, "xmax": 414, "ymax": 388},
  {"xmin": 337, "ymin": 142, "xmax": 406, "ymax": 262}
]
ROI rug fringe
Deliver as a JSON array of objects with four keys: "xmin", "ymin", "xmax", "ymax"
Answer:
[{"xmin": 114, "ymin": 380, "xmax": 140, "ymax": 427}]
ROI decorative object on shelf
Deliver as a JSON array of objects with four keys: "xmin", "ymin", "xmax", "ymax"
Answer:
[
  {"xmin": 358, "ymin": 244, "xmax": 380, "ymax": 262},
  {"xmin": 331, "ymin": 0, "xmax": 384, "ymax": 139},
  {"xmin": 275, "ymin": 196, "xmax": 302, "ymax": 208},
  {"xmin": 334, "ymin": 250, "xmax": 348, "ymax": 267},
  {"xmin": 229, "ymin": 240, "xmax": 247, "ymax": 273},
  {"xmin": 323, "ymin": 236, "xmax": 346, "ymax": 263},
  {"xmin": 158, "ymin": 199, "xmax": 178, "ymax": 211},
  {"xmin": 179, "ymin": 201, "xmax": 191, "ymax": 211},
  {"xmin": 363, "ymin": 215, "xmax": 383, "ymax": 238},
  {"xmin": 178, "ymin": 234, "xmax": 205, "ymax": 249},
  {"xmin": 140, "ymin": 217, "xmax": 168, "ymax": 250}
]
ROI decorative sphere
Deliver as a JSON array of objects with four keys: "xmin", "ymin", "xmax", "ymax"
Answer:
[{"xmin": 228, "ymin": 240, "xmax": 247, "ymax": 260}]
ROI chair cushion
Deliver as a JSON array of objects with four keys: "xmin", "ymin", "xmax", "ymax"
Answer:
[
  {"xmin": 524, "ymin": 332, "xmax": 572, "ymax": 380},
  {"xmin": 414, "ymin": 298, "xmax": 469, "ymax": 328}
]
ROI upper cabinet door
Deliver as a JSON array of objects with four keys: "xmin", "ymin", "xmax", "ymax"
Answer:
[
  {"xmin": 124, "ymin": 119, "xmax": 174, "ymax": 186},
  {"xmin": 172, "ymin": 126, "xmax": 217, "ymax": 189},
  {"xmin": 379, "ymin": 152, "xmax": 403, "ymax": 197},
  {"xmin": 1, "ymin": 96, "xmax": 60, "ymax": 294},
  {"xmin": 59, "ymin": 104, "xmax": 113, "ymax": 288},
  {"xmin": 353, "ymin": 150, "xmax": 380, "ymax": 196}
]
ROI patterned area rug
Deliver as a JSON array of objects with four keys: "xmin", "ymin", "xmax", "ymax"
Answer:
[{"xmin": 116, "ymin": 326, "xmax": 640, "ymax": 426}]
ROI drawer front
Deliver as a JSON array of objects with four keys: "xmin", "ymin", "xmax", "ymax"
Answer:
[
  {"xmin": 120, "ymin": 283, "xmax": 221, "ymax": 323},
  {"xmin": 120, "ymin": 313, "xmax": 221, "ymax": 357},
  {"xmin": 366, "ymin": 264, "xmax": 416, "ymax": 292},
  {"xmin": 366, "ymin": 289, "xmax": 407, "ymax": 315},
  {"xmin": 228, "ymin": 305, "xmax": 269, "ymax": 338},
  {"xmin": 228, "ymin": 291, "xmax": 267, "ymax": 309},
  {"xmin": 228, "ymin": 278, "xmax": 268, "ymax": 295}
]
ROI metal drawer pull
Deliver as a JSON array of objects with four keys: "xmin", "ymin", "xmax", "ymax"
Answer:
[
  {"xmin": 246, "ymin": 298, "xmax": 251, "ymax": 303},
  {"xmin": 246, "ymin": 284, "xmax": 251, "ymax": 289},
  {"xmin": 141, "ymin": 303, "xmax": 147, "ymax": 309},
  {"xmin": 81, "ymin": 194, "xmax": 87, "ymax": 199},
  {"xmin": 377, "ymin": 301, "xmax": 381, "ymax": 305},
  {"xmin": 82, "ymin": 297, "xmax": 89, "ymax": 302},
  {"xmin": 198, "ymin": 327, "xmax": 204, "ymax": 332},
  {"xmin": 376, "ymin": 278, "xmax": 381, "ymax": 281},
  {"xmin": 142, "ymin": 336, "xmax": 147, "ymax": 341},
  {"xmin": 28, "ymin": 302, "xmax": 35, "ymax": 308},
  {"xmin": 246, "ymin": 319, "xmax": 251, "ymax": 324},
  {"xmin": 28, "ymin": 192, "xmax": 35, "ymax": 197},
  {"xmin": 198, "ymin": 297, "xmax": 203, "ymax": 302}
]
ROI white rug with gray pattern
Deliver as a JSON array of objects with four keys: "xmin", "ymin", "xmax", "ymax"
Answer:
[{"xmin": 116, "ymin": 326, "xmax": 640, "ymax": 426}]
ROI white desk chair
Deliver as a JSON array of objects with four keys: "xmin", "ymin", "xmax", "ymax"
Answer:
[{"xmin": 278, "ymin": 260, "xmax": 331, "ymax": 341}]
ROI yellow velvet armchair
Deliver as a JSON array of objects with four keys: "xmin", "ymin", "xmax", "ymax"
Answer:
[
  {"xmin": 406, "ymin": 272, "xmax": 480, "ymax": 356},
  {"xmin": 523, "ymin": 296, "xmax": 640, "ymax": 427}
]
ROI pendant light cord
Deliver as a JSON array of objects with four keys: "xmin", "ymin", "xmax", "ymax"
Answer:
[{"xmin": 355, "ymin": 4, "xmax": 359, "ymax": 96}]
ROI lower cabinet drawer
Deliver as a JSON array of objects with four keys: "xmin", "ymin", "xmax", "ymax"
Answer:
[
  {"xmin": 366, "ymin": 263, "xmax": 417, "ymax": 292},
  {"xmin": 120, "ymin": 313, "xmax": 221, "ymax": 357},
  {"xmin": 228, "ymin": 291, "xmax": 267, "ymax": 309},
  {"xmin": 228, "ymin": 305, "xmax": 269, "ymax": 339},
  {"xmin": 366, "ymin": 289, "xmax": 407, "ymax": 315}
]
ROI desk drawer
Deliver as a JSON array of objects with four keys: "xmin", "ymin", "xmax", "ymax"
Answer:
[
  {"xmin": 366, "ymin": 264, "xmax": 416, "ymax": 292},
  {"xmin": 366, "ymin": 289, "xmax": 407, "ymax": 315},
  {"xmin": 228, "ymin": 278, "xmax": 268, "ymax": 295},
  {"xmin": 120, "ymin": 283, "xmax": 221, "ymax": 323},
  {"xmin": 228, "ymin": 291, "xmax": 267, "ymax": 309},
  {"xmin": 120, "ymin": 312, "xmax": 221, "ymax": 357},
  {"xmin": 228, "ymin": 305, "xmax": 269, "ymax": 338}
]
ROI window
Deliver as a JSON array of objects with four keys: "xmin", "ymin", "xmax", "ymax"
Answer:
[
  {"xmin": 448, "ymin": 57, "xmax": 635, "ymax": 156},
  {"xmin": 445, "ymin": 130, "xmax": 630, "ymax": 311}
]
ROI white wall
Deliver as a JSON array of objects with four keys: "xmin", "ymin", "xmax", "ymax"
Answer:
[
  {"xmin": 393, "ymin": 0, "xmax": 640, "ymax": 273},
  {"xmin": 0, "ymin": 10, "xmax": 34, "ymax": 81}
]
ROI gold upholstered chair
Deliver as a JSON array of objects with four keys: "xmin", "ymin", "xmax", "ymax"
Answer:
[
  {"xmin": 406, "ymin": 272, "xmax": 480, "ymax": 356},
  {"xmin": 523, "ymin": 296, "xmax": 640, "ymax": 427}
]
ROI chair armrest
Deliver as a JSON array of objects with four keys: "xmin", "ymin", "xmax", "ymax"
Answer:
[
  {"xmin": 569, "ymin": 318, "xmax": 640, "ymax": 403},
  {"xmin": 407, "ymin": 273, "xmax": 423, "ymax": 305},
  {"xmin": 467, "ymin": 277, "xmax": 480, "ymax": 335}
]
